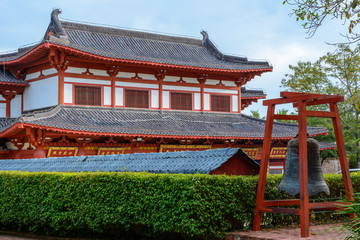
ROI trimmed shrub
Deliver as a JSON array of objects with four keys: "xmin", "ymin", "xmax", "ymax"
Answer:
[{"xmin": 0, "ymin": 171, "xmax": 358, "ymax": 239}]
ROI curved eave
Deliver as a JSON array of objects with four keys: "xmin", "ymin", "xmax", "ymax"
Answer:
[
  {"xmin": 0, "ymin": 122, "xmax": 328, "ymax": 141},
  {"xmin": 1, "ymin": 42, "xmax": 273, "ymax": 74},
  {"xmin": 241, "ymin": 96, "xmax": 266, "ymax": 100},
  {"xmin": 0, "ymin": 82, "xmax": 28, "ymax": 87}
]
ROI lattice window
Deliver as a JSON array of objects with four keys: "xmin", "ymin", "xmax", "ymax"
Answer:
[
  {"xmin": 74, "ymin": 86, "xmax": 101, "ymax": 106},
  {"xmin": 211, "ymin": 95, "xmax": 231, "ymax": 112},
  {"xmin": 171, "ymin": 92, "xmax": 192, "ymax": 110},
  {"xmin": 125, "ymin": 89, "xmax": 149, "ymax": 108}
]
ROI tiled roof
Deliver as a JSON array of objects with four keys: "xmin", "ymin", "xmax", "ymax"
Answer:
[
  {"xmin": 0, "ymin": 105, "xmax": 327, "ymax": 139},
  {"xmin": 0, "ymin": 118, "xmax": 16, "ymax": 128},
  {"xmin": 0, "ymin": 69, "xmax": 27, "ymax": 85},
  {"xmin": 0, "ymin": 10, "xmax": 272, "ymax": 72},
  {"xmin": 241, "ymin": 87, "xmax": 266, "ymax": 99},
  {"xmin": 0, "ymin": 148, "xmax": 258, "ymax": 174},
  {"xmin": 318, "ymin": 142, "xmax": 336, "ymax": 150}
]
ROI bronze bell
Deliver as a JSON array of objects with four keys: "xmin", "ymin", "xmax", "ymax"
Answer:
[{"xmin": 278, "ymin": 135, "xmax": 330, "ymax": 196}]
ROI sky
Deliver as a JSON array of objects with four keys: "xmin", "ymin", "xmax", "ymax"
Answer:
[{"xmin": 0, "ymin": 0, "xmax": 347, "ymax": 116}]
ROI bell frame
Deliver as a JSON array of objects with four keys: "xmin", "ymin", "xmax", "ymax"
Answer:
[{"xmin": 252, "ymin": 92, "xmax": 355, "ymax": 238}]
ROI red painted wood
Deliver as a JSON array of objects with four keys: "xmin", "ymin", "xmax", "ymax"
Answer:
[
  {"xmin": 58, "ymin": 69, "xmax": 64, "ymax": 105},
  {"xmin": 253, "ymin": 103, "xmax": 275, "ymax": 231},
  {"xmin": 253, "ymin": 92, "xmax": 353, "ymax": 238},
  {"xmin": 330, "ymin": 103, "xmax": 355, "ymax": 202},
  {"xmin": 210, "ymin": 152, "xmax": 259, "ymax": 175},
  {"xmin": 298, "ymin": 101, "xmax": 310, "ymax": 237}
]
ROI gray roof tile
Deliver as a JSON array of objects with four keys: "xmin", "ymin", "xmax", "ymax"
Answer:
[
  {"xmin": 0, "ymin": 10, "xmax": 272, "ymax": 72},
  {"xmin": 0, "ymin": 105, "xmax": 328, "ymax": 139},
  {"xmin": 0, "ymin": 70, "xmax": 27, "ymax": 85},
  {"xmin": 0, "ymin": 148, "xmax": 257, "ymax": 174}
]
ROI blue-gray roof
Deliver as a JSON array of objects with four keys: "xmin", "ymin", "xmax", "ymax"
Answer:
[
  {"xmin": 0, "ymin": 10, "xmax": 272, "ymax": 72},
  {"xmin": 0, "ymin": 69, "xmax": 27, "ymax": 85},
  {"xmin": 0, "ymin": 105, "xmax": 328, "ymax": 139},
  {"xmin": 0, "ymin": 148, "xmax": 258, "ymax": 174}
]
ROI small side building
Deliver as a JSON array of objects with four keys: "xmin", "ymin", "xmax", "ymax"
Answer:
[{"xmin": 0, "ymin": 148, "xmax": 259, "ymax": 175}]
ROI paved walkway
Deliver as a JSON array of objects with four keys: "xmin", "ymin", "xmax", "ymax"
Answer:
[
  {"xmin": 226, "ymin": 224, "xmax": 351, "ymax": 240},
  {"xmin": 0, "ymin": 224, "xmax": 352, "ymax": 239}
]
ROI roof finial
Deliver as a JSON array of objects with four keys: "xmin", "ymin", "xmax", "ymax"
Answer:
[
  {"xmin": 47, "ymin": 8, "xmax": 68, "ymax": 41},
  {"xmin": 201, "ymin": 30, "xmax": 209, "ymax": 46},
  {"xmin": 51, "ymin": 8, "xmax": 62, "ymax": 21}
]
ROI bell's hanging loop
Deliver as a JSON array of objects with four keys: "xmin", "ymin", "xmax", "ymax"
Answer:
[{"xmin": 278, "ymin": 134, "xmax": 330, "ymax": 196}]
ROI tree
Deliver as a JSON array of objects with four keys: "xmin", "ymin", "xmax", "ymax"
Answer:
[
  {"xmin": 282, "ymin": 44, "xmax": 360, "ymax": 167},
  {"xmin": 250, "ymin": 110, "xmax": 264, "ymax": 119},
  {"xmin": 284, "ymin": 0, "xmax": 360, "ymax": 42}
]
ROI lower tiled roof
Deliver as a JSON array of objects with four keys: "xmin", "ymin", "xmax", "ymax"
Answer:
[
  {"xmin": 5, "ymin": 105, "xmax": 328, "ymax": 139},
  {"xmin": 0, "ymin": 70, "xmax": 27, "ymax": 85},
  {"xmin": 0, "ymin": 148, "xmax": 255, "ymax": 174}
]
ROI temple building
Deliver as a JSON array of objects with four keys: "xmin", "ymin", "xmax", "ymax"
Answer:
[{"xmin": 0, "ymin": 9, "xmax": 331, "ymax": 174}]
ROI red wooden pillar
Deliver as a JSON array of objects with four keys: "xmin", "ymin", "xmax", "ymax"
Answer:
[
  {"xmin": 253, "ymin": 103, "xmax": 275, "ymax": 229},
  {"xmin": 330, "ymin": 103, "xmax": 354, "ymax": 201},
  {"xmin": 58, "ymin": 69, "xmax": 65, "ymax": 105},
  {"xmin": 298, "ymin": 100, "xmax": 310, "ymax": 237}
]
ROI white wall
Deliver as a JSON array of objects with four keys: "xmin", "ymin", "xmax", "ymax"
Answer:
[
  {"xmin": 64, "ymin": 83, "xmax": 73, "ymax": 104},
  {"xmin": 0, "ymin": 103, "xmax": 6, "ymax": 117},
  {"xmin": 10, "ymin": 95, "xmax": 22, "ymax": 117},
  {"xmin": 23, "ymin": 76, "xmax": 58, "ymax": 111},
  {"xmin": 115, "ymin": 87, "xmax": 123, "ymax": 106},
  {"xmin": 232, "ymin": 95, "xmax": 239, "ymax": 112},
  {"xmin": 104, "ymin": 87, "xmax": 112, "ymax": 105},
  {"xmin": 151, "ymin": 90, "xmax": 159, "ymax": 108}
]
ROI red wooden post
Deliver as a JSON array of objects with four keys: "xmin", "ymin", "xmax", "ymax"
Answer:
[
  {"xmin": 298, "ymin": 101, "xmax": 310, "ymax": 237},
  {"xmin": 330, "ymin": 103, "xmax": 354, "ymax": 201},
  {"xmin": 253, "ymin": 104, "xmax": 275, "ymax": 230},
  {"xmin": 253, "ymin": 92, "xmax": 353, "ymax": 238}
]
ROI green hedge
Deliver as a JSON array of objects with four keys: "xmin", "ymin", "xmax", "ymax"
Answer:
[{"xmin": 0, "ymin": 171, "xmax": 359, "ymax": 239}]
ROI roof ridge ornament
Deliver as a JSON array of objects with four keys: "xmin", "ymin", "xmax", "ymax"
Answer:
[
  {"xmin": 200, "ymin": 30, "xmax": 209, "ymax": 46},
  {"xmin": 45, "ymin": 9, "xmax": 69, "ymax": 43}
]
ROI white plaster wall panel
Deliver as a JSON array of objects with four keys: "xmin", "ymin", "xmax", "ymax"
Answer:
[
  {"xmin": 115, "ymin": 87, "xmax": 123, "ymax": 106},
  {"xmin": 0, "ymin": 96, "xmax": 5, "ymax": 101},
  {"xmin": 0, "ymin": 103, "xmax": 6, "ymax": 117},
  {"xmin": 204, "ymin": 88, "xmax": 238, "ymax": 94},
  {"xmin": 42, "ymin": 68, "xmax": 58, "ymax": 75},
  {"xmin": 163, "ymin": 76, "xmax": 180, "ymax": 82},
  {"xmin": 23, "ymin": 76, "xmax": 58, "ymax": 111},
  {"xmin": 204, "ymin": 94, "xmax": 210, "ymax": 110},
  {"xmin": 115, "ymin": 81, "xmax": 158, "ymax": 89},
  {"xmin": 205, "ymin": 79, "xmax": 219, "ymax": 85},
  {"xmin": 194, "ymin": 93, "xmax": 201, "ymax": 110},
  {"xmin": 91, "ymin": 69, "xmax": 108, "ymax": 76},
  {"xmin": 64, "ymin": 83, "xmax": 73, "ymax": 104},
  {"xmin": 232, "ymin": 95, "xmax": 239, "ymax": 112},
  {"xmin": 183, "ymin": 77, "xmax": 198, "ymax": 84},
  {"xmin": 138, "ymin": 73, "xmax": 157, "ymax": 80},
  {"xmin": 163, "ymin": 91, "xmax": 170, "ymax": 109},
  {"xmin": 151, "ymin": 90, "xmax": 159, "ymax": 108},
  {"xmin": 116, "ymin": 72, "xmax": 136, "ymax": 78},
  {"xmin": 163, "ymin": 85, "xmax": 200, "ymax": 92},
  {"xmin": 64, "ymin": 77, "xmax": 111, "ymax": 86},
  {"xmin": 25, "ymin": 72, "xmax": 40, "ymax": 81},
  {"xmin": 222, "ymin": 80, "xmax": 237, "ymax": 87},
  {"xmin": 10, "ymin": 95, "xmax": 22, "ymax": 118},
  {"xmin": 104, "ymin": 86, "xmax": 112, "ymax": 105},
  {"xmin": 66, "ymin": 67, "xmax": 87, "ymax": 74}
]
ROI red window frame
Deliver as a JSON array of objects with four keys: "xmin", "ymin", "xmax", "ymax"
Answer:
[
  {"xmin": 171, "ymin": 92, "xmax": 192, "ymax": 110},
  {"xmin": 211, "ymin": 94, "xmax": 231, "ymax": 112},
  {"xmin": 74, "ymin": 85, "xmax": 101, "ymax": 106},
  {"xmin": 125, "ymin": 89, "xmax": 149, "ymax": 108}
]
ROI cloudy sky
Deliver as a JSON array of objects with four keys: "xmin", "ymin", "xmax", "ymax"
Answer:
[{"xmin": 0, "ymin": 0, "xmax": 346, "ymax": 116}]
